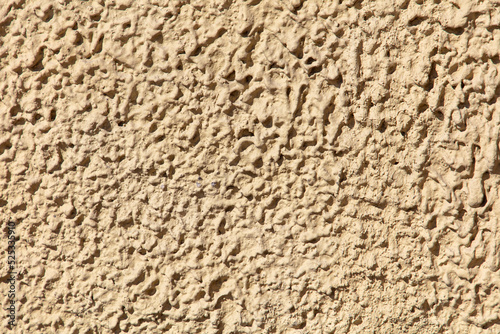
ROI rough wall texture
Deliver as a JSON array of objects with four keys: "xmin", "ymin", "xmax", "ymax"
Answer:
[{"xmin": 1, "ymin": 0, "xmax": 500, "ymax": 333}]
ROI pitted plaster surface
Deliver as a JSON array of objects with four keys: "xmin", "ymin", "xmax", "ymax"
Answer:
[{"xmin": 1, "ymin": 0, "xmax": 500, "ymax": 333}]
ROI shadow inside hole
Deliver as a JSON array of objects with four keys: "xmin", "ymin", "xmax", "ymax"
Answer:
[
  {"xmin": 435, "ymin": 111, "xmax": 444, "ymax": 121},
  {"xmin": 378, "ymin": 120, "xmax": 387, "ymax": 133}
]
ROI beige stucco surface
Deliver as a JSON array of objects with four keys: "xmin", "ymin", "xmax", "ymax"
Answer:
[{"xmin": 1, "ymin": 0, "xmax": 500, "ymax": 333}]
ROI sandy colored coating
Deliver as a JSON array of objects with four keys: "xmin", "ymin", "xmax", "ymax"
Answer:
[{"xmin": 1, "ymin": 0, "xmax": 500, "ymax": 333}]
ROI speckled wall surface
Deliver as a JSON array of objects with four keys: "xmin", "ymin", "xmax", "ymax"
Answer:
[{"xmin": 1, "ymin": 0, "xmax": 500, "ymax": 333}]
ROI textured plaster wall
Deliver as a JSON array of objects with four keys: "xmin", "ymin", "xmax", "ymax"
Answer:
[{"xmin": 1, "ymin": 0, "xmax": 500, "ymax": 333}]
